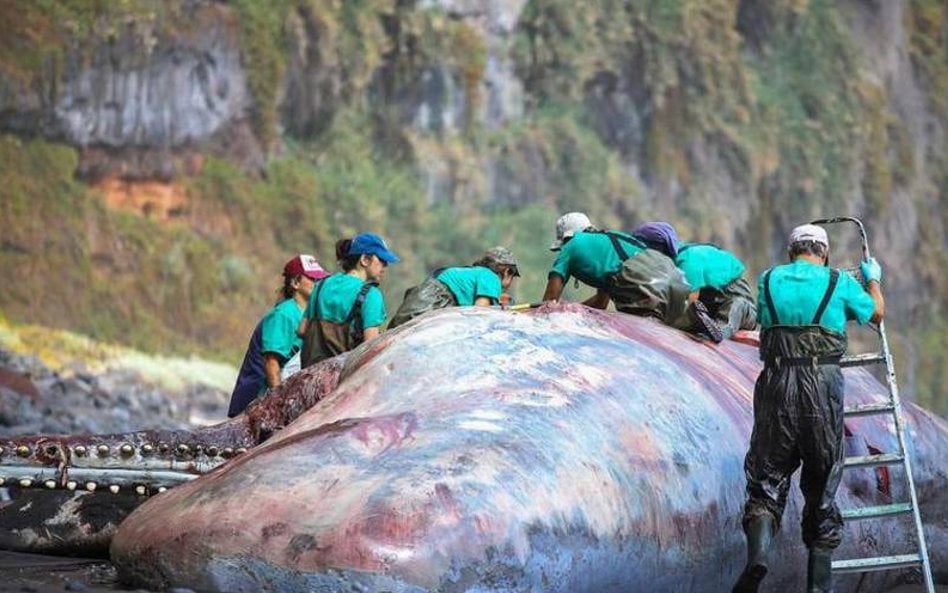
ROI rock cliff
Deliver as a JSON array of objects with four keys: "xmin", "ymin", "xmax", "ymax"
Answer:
[{"xmin": 0, "ymin": 0, "xmax": 945, "ymax": 414}]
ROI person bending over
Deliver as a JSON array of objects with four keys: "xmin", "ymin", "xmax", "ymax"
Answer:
[{"xmin": 389, "ymin": 246, "xmax": 520, "ymax": 329}]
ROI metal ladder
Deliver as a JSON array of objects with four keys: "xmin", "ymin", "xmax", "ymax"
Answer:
[{"xmin": 811, "ymin": 216, "xmax": 935, "ymax": 592}]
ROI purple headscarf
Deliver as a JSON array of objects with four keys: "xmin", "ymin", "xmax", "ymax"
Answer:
[{"xmin": 632, "ymin": 221, "xmax": 680, "ymax": 258}]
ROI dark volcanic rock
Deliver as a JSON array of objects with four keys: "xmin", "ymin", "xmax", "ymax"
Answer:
[{"xmin": 0, "ymin": 347, "xmax": 227, "ymax": 437}]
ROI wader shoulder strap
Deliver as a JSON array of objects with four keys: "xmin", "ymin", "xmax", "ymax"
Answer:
[
  {"xmin": 346, "ymin": 281, "xmax": 377, "ymax": 326},
  {"xmin": 343, "ymin": 281, "xmax": 378, "ymax": 344},
  {"xmin": 811, "ymin": 269, "xmax": 840, "ymax": 325},
  {"xmin": 763, "ymin": 269, "xmax": 779, "ymax": 326},
  {"xmin": 594, "ymin": 231, "xmax": 645, "ymax": 262},
  {"xmin": 311, "ymin": 279, "xmax": 326, "ymax": 320}
]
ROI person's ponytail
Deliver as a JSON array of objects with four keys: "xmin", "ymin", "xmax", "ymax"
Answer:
[
  {"xmin": 276, "ymin": 275, "xmax": 296, "ymax": 303},
  {"xmin": 336, "ymin": 238, "xmax": 361, "ymax": 271}
]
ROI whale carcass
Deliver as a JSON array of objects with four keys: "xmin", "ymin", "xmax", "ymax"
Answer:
[{"xmin": 92, "ymin": 304, "xmax": 946, "ymax": 592}]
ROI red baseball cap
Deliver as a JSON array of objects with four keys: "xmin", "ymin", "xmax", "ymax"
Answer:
[{"xmin": 283, "ymin": 254, "xmax": 330, "ymax": 281}]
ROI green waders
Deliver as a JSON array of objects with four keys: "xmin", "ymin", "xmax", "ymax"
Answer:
[{"xmin": 388, "ymin": 276, "xmax": 457, "ymax": 330}]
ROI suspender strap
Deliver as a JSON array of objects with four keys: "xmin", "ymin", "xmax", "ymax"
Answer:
[
  {"xmin": 311, "ymin": 279, "xmax": 326, "ymax": 320},
  {"xmin": 608, "ymin": 234, "xmax": 628, "ymax": 261},
  {"xmin": 811, "ymin": 269, "xmax": 839, "ymax": 325},
  {"xmin": 601, "ymin": 231, "xmax": 645, "ymax": 262},
  {"xmin": 762, "ymin": 269, "xmax": 779, "ymax": 326},
  {"xmin": 345, "ymin": 281, "xmax": 377, "ymax": 326}
]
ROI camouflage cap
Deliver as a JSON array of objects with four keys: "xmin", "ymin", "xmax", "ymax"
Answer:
[{"xmin": 478, "ymin": 246, "xmax": 521, "ymax": 276}]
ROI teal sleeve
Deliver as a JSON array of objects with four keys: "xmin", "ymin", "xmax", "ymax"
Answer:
[
  {"xmin": 260, "ymin": 309, "xmax": 300, "ymax": 362},
  {"xmin": 550, "ymin": 246, "xmax": 572, "ymax": 282},
  {"xmin": 361, "ymin": 286, "xmax": 387, "ymax": 328},
  {"xmin": 840, "ymin": 273, "xmax": 876, "ymax": 325},
  {"xmin": 475, "ymin": 270, "xmax": 502, "ymax": 303}
]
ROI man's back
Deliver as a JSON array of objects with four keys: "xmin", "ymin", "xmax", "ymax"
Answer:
[
  {"xmin": 549, "ymin": 230, "xmax": 645, "ymax": 288},
  {"xmin": 676, "ymin": 243, "xmax": 745, "ymax": 291},
  {"xmin": 757, "ymin": 260, "xmax": 875, "ymax": 334}
]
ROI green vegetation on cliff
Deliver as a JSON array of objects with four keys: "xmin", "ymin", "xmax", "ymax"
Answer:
[{"xmin": 0, "ymin": 0, "xmax": 945, "ymax": 416}]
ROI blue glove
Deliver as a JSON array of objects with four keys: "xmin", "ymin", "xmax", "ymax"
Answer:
[{"xmin": 860, "ymin": 257, "xmax": 882, "ymax": 284}]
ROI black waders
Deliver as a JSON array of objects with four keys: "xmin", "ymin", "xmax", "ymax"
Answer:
[
  {"xmin": 732, "ymin": 514, "xmax": 774, "ymax": 593},
  {"xmin": 807, "ymin": 547, "xmax": 834, "ymax": 593},
  {"xmin": 736, "ymin": 270, "xmax": 848, "ymax": 591}
]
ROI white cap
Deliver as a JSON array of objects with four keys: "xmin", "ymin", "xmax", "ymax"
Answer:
[
  {"xmin": 550, "ymin": 212, "xmax": 592, "ymax": 251},
  {"xmin": 789, "ymin": 224, "xmax": 829, "ymax": 249}
]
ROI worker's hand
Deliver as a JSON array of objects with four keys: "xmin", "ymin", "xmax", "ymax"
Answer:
[{"xmin": 860, "ymin": 257, "xmax": 882, "ymax": 284}]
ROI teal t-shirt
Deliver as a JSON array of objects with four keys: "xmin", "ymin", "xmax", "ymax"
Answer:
[
  {"xmin": 304, "ymin": 273, "xmax": 386, "ymax": 329},
  {"xmin": 260, "ymin": 298, "xmax": 305, "ymax": 362},
  {"xmin": 757, "ymin": 260, "xmax": 876, "ymax": 334},
  {"xmin": 549, "ymin": 230, "xmax": 646, "ymax": 289},
  {"xmin": 675, "ymin": 243, "xmax": 745, "ymax": 291},
  {"xmin": 435, "ymin": 266, "xmax": 502, "ymax": 306}
]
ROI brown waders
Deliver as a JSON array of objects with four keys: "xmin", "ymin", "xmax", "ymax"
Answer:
[
  {"xmin": 301, "ymin": 280, "xmax": 376, "ymax": 368},
  {"xmin": 734, "ymin": 270, "xmax": 847, "ymax": 593}
]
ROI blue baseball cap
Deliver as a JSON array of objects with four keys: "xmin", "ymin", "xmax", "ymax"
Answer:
[{"xmin": 348, "ymin": 232, "xmax": 401, "ymax": 264}]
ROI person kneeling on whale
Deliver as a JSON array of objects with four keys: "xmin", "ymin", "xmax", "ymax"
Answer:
[
  {"xmin": 388, "ymin": 247, "xmax": 520, "ymax": 329},
  {"xmin": 541, "ymin": 213, "xmax": 723, "ymax": 342}
]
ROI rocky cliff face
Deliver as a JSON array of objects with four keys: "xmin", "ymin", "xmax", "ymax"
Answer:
[
  {"xmin": 0, "ymin": 0, "xmax": 945, "ymax": 413},
  {"xmin": 0, "ymin": 2, "xmax": 261, "ymax": 180}
]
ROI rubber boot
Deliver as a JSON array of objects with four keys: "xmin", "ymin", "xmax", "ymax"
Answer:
[
  {"xmin": 691, "ymin": 300, "xmax": 724, "ymax": 343},
  {"xmin": 732, "ymin": 515, "xmax": 774, "ymax": 593},
  {"xmin": 807, "ymin": 547, "xmax": 834, "ymax": 593}
]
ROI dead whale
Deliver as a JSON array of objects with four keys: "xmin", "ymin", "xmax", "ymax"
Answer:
[{"xmin": 100, "ymin": 304, "xmax": 947, "ymax": 592}]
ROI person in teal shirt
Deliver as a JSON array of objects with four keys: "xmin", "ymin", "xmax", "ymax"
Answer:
[
  {"xmin": 541, "ymin": 213, "xmax": 721, "ymax": 340},
  {"xmin": 633, "ymin": 221, "xmax": 757, "ymax": 339},
  {"xmin": 733, "ymin": 224, "xmax": 884, "ymax": 593},
  {"xmin": 298, "ymin": 232, "xmax": 400, "ymax": 367},
  {"xmin": 227, "ymin": 254, "xmax": 330, "ymax": 417},
  {"xmin": 388, "ymin": 247, "xmax": 520, "ymax": 329}
]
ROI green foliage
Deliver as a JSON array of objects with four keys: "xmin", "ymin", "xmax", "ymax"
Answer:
[
  {"xmin": 485, "ymin": 105, "xmax": 641, "ymax": 226},
  {"xmin": 0, "ymin": 134, "xmax": 266, "ymax": 360},
  {"xmin": 911, "ymin": 310, "xmax": 948, "ymax": 417},
  {"xmin": 2, "ymin": 1, "xmax": 947, "ymax": 418},
  {"xmin": 908, "ymin": 0, "xmax": 948, "ymax": 118},
  {"xmin": 745, "ymin": 0, "xmax": 863, "ymax": 219},
  {"xmin": 230, "ymin": 0, "xmax": 293, "ymax": 146},
  {"xmin": 0, "ymin": 0, "xmax": 162, "ymax": 85}
]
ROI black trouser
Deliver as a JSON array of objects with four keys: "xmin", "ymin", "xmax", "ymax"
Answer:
[{"xmin": 742, "ymin": 359, "xmax": 845, "ymax": 549}]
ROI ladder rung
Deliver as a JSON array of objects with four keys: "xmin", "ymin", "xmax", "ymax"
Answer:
[
  {"xmin": 840, "ymin": 352, "xmax": 887, "ymax": 367},
  {"xmin": 841, "ymin": 502, "xmax": 913, "ymax": 521},
  {"xmin": 844, "ymin": 452, "xmax": 903, "ymax": 469},
  {"xmin": 844, "ymin": 402, "xmax": 896, "ymax": 417},
  {"xmin": 832, "ymin": 553, "xmax": 922, "ymax": 573}
]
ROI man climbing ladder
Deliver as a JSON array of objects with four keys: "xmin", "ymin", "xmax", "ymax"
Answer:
[{"xmin": 733, "ymin": 222, "xmax": 884, "ymax": 593}]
